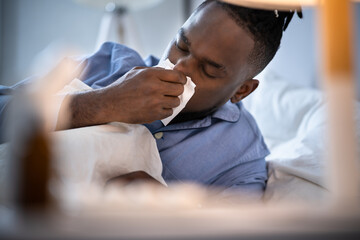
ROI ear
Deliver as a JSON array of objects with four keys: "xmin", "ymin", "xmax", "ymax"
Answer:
[{"xmin": 230, "ymin": 79, "xmax": 259, "ymax": 103}]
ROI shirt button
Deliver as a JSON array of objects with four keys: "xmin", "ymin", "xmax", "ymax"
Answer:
[{"xmin": 154, "ymin": 132, "xmax": 163, "ymax": 139}]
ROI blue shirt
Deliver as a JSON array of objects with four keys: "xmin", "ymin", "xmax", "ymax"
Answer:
[{"xmin": 0, "ymin": 42, "xmax": 269, "ymax": 199}]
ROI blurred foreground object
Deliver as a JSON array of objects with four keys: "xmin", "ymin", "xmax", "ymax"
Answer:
[
  {"xmin": 5, "ymin": 59, "xmax": 80, "ymax": 211},
  {"xmin": 7, "ymin": 98, "xmax": 51, "ymax": 210},
  {"xmin": 319, "ymin": 0, "xmax": 359, "ymax": 206}
]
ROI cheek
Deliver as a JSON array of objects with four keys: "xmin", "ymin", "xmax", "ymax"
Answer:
[
  {"xmin": 185, "ymin": 80, "xmax": 229, "ymax": 112},
  {"xmin": 161, "ymin": 41, "xmax": 180, "ymax": 64},
  {"xmin": 188, "ymin": 79, "xmax": 242, "ymax": 111}
]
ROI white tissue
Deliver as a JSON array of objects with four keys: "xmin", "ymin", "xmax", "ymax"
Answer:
[{"xmin": 157, "ymin": 59, "xmax": 196, "ymax": 126}]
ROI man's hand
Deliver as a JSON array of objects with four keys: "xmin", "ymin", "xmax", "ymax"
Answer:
[{"xmin": 62, "ymin": 67, "xmax": 187, "ymax": 129}]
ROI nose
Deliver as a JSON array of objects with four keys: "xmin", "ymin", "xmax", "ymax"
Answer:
[{"xmin": 173, "ymin": 57, "xmax": 194, "ymax": 77}]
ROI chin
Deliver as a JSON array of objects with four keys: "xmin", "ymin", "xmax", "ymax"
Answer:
[{"xmin": 171, "ymin": 106, "xmax": 218, "ymax": 124}]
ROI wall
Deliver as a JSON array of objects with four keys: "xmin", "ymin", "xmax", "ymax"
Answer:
[
  {"xmin": 1, "ymin": 0, "xmax": 359, "ymax": 92},
  {"xmin": 0, "ymin": 0, "xmax": 184, "ymax": 86},
  {"xmin": 263, "ymin": 7, "xmax": 318, "ymax": 88},
  {"xmin": 261, "ymin": 4, "xmax": 360, "ymax": 97}
]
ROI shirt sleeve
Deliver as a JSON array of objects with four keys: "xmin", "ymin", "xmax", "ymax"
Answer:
[{"xmin": 211, "ymin": 158, "xmax": 268, "ymax": 203}]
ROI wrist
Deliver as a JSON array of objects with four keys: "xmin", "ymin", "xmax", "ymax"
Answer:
[{"xmin": 67, "ymin": 89, "xmax": 109, "ymax": 128}]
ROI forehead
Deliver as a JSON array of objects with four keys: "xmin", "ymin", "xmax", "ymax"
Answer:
[{"xmin": 183, "ymin": 2, "xmax": 255, "ymax": 76}]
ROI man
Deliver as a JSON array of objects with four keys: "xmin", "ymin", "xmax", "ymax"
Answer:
[{"xmin": 0, "ymin": 0, "xmax": 299, "ymax": 200}]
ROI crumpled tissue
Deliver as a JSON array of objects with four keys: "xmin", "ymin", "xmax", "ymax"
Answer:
[{"xmin": 157, "ymin": 59, "xmax": 196, "ymax": 126}]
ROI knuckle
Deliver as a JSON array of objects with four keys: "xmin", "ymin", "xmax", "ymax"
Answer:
[
  {"xmin": 168, "ymin": 83, "xmax": 183, "ymax": 96},
  {"xmin": 145, "ymin": 83, "xmax": 161, "ymax": 96},
  {"xmin": 133, "ymin": 66, "xmax": 145, "ymax": 71},
  {"xmin": 163, "ymin": 108, "xmax": 173, "ymax": 117},
  {"xmin": 139, "ymin": 68, "xmax": 150, "ymax": 78},
  {"xmin": 177, "ymin": 72, "xmax": 187, "ymax": 84},
  {"xmin": 134, "ymin": 66, "xmax": 152, "ymax": 79},
  {"xmin": 146, "ymin": 84, "xmax": 156, "ymax": 93},
  {"xmin": 173, "ymin": 97, "xmax": 180, "ymax": 107},
  {"xmin": 176, "ymin": 84, "xmax": 184, "ymax": 95},
  {"xmin": 154, "ymin": 97, "xmax": 165, "ymax": 108}
]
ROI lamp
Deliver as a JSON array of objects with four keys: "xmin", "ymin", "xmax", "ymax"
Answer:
[
  {"xmin": 223, "ymin": 0, "xmax": 359, "ymax": 206},
  {"xmin": 75, "ymin": 0, "xmax": 164, "ymax": 55},
  {"xmin": 223, "ymin": 0, "xmax": 315, "ymax": 10}
]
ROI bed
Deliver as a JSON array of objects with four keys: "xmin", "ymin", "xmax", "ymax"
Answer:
[
  {"xmin": 1, "ymin": 67, "xmax": 357, "ymax": 207},
  {"xmin": 1, "ymin": 66, "xmax": 360, "ymax": 240}
]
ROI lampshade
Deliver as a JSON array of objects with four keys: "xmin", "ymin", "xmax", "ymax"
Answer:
[
  {"xmin": 222, "ymin": 0, "xmax": 316, "ymax": 10},
  {"xmin": 223, "ymin": 0, "xmax": 360, "ymax": 10}
]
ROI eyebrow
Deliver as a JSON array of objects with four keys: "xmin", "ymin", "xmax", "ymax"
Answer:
[
  {"xmin": 179, "ymin": 28, "xmax": 191, "ymax": 46},
  {"xmin": 178, "ymin": 27, "xmax": 227, "ymax": 73},
  {"xmin": 203, "ymin": 57, "xmax": 225, "ymax": 70}
]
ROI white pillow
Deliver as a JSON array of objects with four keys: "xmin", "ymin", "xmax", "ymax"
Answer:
[{"xmin": 243, "ymin": 70, "xmax": 325, "ymax": 148}]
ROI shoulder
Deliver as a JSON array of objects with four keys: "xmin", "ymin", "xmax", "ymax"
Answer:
[
  {"xmin": 235, "ymin": 102, "xmax": 264, "ymax": 139},
  {"xmin": 212, "ymin": 101, "xmax": 263, "ymax": 138},
  {"xmin": 79, "ymin": 42, "xmax": 147, "ymax": 88},
  {"xmin": 211, "ymin": 102, "xmax": 270, "ymax": 163},
  {"xmin": 92, "ymin": 42, "xmax": 143, "ymax": 60}
]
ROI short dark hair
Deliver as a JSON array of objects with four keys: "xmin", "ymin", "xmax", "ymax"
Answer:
[{"xmin": 197, "ymin": 0, "xmax": 301, "ymax": 77}]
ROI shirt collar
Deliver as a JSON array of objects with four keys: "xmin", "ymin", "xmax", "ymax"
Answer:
[
  {"xmin": 144, "ymin": 101, "xmax": 241, "ymax": 133},
  {"xmin": 212, "ymin": 101, "xmax": 241, "ymax": 123}
]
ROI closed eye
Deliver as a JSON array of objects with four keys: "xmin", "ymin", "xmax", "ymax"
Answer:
[
  {"xmin": 175, "ymin": 39, "xmax": 189, "ymax": 53},
  {"xmin": 201, "ymin": 64, "xmax": 216, "ymax": 79},
  {"xmin": 174, "ymin": 28, "xmax": 190, "ymax": 53}
]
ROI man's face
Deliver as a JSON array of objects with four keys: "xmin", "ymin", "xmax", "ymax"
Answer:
[{"xmin": 161, "ymin": 2, "xmax": 255, "ymax": 118}]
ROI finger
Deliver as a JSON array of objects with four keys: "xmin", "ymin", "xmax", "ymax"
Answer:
[
  {"xmin": 133, "ymin": 66, "xmax": 147, "ymax": 70},
  {"xmin": 160, "ymin": 81, "xmax": 184, "ymax": 97},
  {"xmin": 161, "ymin": 108, "xmax": 173, "ymax": 118},
  {"xmin": 162, "ymin": 96, "xmax": 181, "ymax": 109},
  {"xmin": 155, "ymin": 68, "xmax": 187, "ymax": 85}
]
